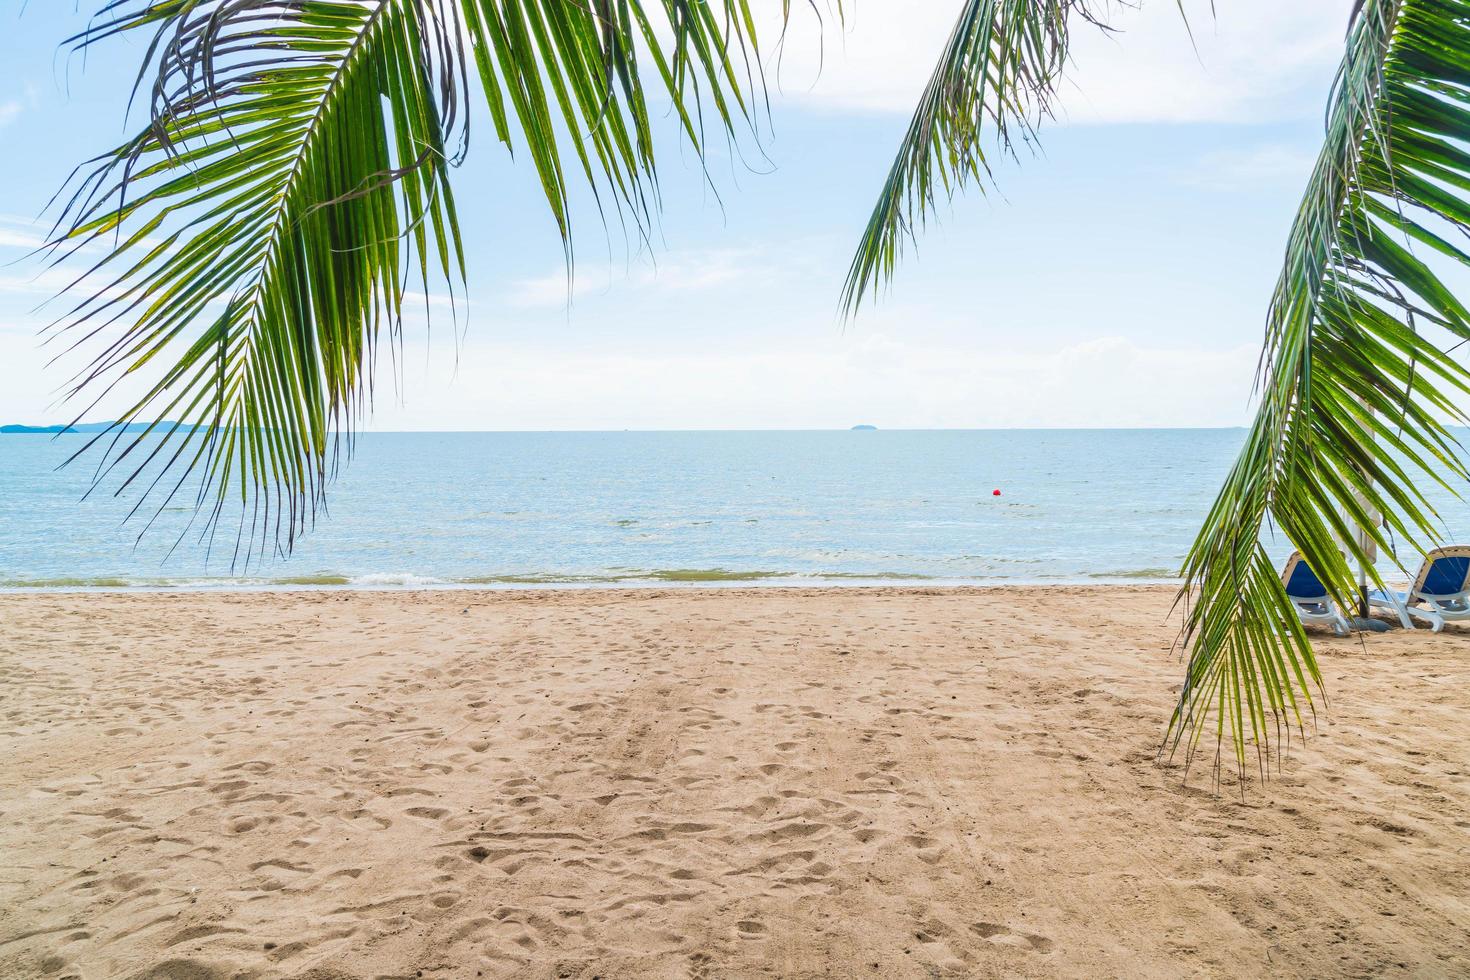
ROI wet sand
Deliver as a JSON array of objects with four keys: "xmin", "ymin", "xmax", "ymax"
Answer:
[{"xmin": 1, "ymin": 586, "xmax": 1467, "ymax": 978}]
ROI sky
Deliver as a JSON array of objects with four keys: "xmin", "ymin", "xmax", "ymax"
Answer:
[{"xmin": 0, "ymin": 0, "xmax": 1356, "ymax": 430}]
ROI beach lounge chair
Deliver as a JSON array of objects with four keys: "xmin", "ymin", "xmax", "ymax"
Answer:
[
  {"xmin": 1367, "ymin": 546, "xmax": 1470, "ymax": 632},
  {"xmin": 1281, "ymin": 552, "xmax": 1351, "ymax": 637}
]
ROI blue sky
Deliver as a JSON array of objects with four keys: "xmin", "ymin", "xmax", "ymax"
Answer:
[{"xmin": 0, "ymin": 1, "xmax": 1352, "ymax": 429}]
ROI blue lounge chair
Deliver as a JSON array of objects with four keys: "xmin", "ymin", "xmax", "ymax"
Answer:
[
  {"xmin": 1368, "ymin": 546, "xmax": 1470, "ymax": 632},
  {"xmin": 1281, "ymin": 552, "xmax": 1350, "ymax": 637}
]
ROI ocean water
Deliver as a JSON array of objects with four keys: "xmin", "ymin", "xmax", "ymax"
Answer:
[{"xmin": 1, "ymin": 429, "xmax": 1464, "ymax": 590}]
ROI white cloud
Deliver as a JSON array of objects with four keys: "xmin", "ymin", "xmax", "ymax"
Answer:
[
  {"xmin": 0, "ymin": 215, "xmax": 46, "ymax": 250},
  {"xmin": 0, "ymin": 227, "xmax": 43, "ymax": 249},
  {"xmin": 0, "ymin": 263, "xmax": 106, "ymax": 304},
  {"xmin": 403, "ymin": 290, "xmax": 464, "ymax": 313},
  {"xmin": 1061, "ymin": 1, "xmax": 1346, "ymax": 125},
  {"xmin": 766, "ymin": 0, "xmax": 1345, "ymax": 124},
  {"xmin": 0, "ymin": 266, "xmax": 71, "ymax": 297},
  {"xmin": 363, "ymin": 330, "xmax": 1261, "ymax": 431},
  {"xmin": 508, "ymin": 247, "xmax": 781, "ymax": 309},
  {"xmin": 0, "ymin": 81, "xmax": 41, "ymax": 131},
  {"xmin": 0, "ymin": 212, "xmax": 233, "ymax": 307},
  {"xmin": 1180, "ymin": 144, "xmax": 1320, "ymax": 191},
  {"xmin": 507, "ymin": 269, "xmax": 600, "ymax": 309}
]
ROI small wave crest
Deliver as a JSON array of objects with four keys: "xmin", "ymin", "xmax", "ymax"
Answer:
[
  {"xmin": 0, "ymin": 576, "xmax": 139, "ymax": 589},
  {"xmin": 344, "ymin": 573, "xmax": 447, "ymax": 587},
  {"xmin": 2, "ymin": 567, "xmax": 1162, "ymax": 591},
  {"xmin": 1086, "ymin": 567, "xmax": 1179, "ymax": 581}
]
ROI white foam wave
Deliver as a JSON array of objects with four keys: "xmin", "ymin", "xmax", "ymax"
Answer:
[{"xmin": 346, "ymin": 572, "xmax": 448, "ymax": 587}]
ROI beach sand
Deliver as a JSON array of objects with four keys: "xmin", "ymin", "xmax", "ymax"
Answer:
[{"xmin": 1, "ymin": 586, "xmax": 1467, "ymax": 979}]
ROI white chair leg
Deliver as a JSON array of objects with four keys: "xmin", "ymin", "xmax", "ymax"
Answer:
[
  {"xmin": 1402, "ymin": 601, "xmax": 1444, "ymax": 632},
  {"xmin": 1389, "ymin": 595, "xmax": 1418, "ymax": 630},
  {"xmin": 1385, "ymin": 599, "xmax": 1416, "ymax": 630}
]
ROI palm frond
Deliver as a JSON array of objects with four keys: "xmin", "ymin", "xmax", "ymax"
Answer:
[
  {"xmin": 49, "ymin": 0, "xmax": 466, "ymax": 563},
  {"xmin": 1169, "ymin": 0, "xmax": 1470, "ymax": 783},
  {"xmin": 840, "ymin": 0, "xmax": 1107, "ymax": 314},
  {"xmin": 45, "ymin": 0, "xmax": 769, "ymax": 563}
]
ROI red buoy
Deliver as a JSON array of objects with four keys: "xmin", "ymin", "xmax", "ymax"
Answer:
[{"xmin": 992, "ymin": 489, "xmax": 1002, "ymax": 496}]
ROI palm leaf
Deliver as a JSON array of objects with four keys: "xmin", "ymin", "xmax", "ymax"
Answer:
[
  {"xmin": 1169, "ymin": 0, "xmax": 1470, "ymax": 783},
  {"xmin": 44, "ymin": 0, "xmax": 769, "ymax": 562},
  {"xmin": 50, "ymin": 0, "xmax": 466, "ymax": 563},
  {"xmin": 840, "ymin": 0, "xmax": 1107, "ymax": 314}
]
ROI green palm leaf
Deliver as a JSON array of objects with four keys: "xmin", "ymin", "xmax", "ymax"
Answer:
[
  {"xmin": 51, "ymin": 0, "xmax": 466, "ymax": 562},
  {"xmin": 840, "ymin": 0, "xmax": 1470, "ymax": 785},
  {"xmin": 840, "ymin": 0, "xmax": 1102, "ymax": 314},
  {"xmin": 1170, "ymin": 0, "xmax": 1470, "ymax": 782},
  {"xmin": 45, "ymin": 0, "xmax": 767, "ymax": 562}
]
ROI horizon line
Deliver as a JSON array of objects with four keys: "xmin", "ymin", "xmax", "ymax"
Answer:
[{"xmin": 3, "ymin": 423, "xmax": 1256, "ymax": 435}]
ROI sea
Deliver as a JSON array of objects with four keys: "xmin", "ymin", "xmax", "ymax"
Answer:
[{"xmin": 2, "ymin": 429, "xmax": 1466, "ymax": 590}]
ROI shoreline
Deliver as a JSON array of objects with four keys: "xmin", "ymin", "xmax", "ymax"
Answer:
[{"xmin": 0, "ymin": 576, "xmax": 1188, "ymax": 595}]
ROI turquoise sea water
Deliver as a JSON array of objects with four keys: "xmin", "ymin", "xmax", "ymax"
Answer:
[{"xmin": 1, "ymin": 429, "xmax": 1465, "ymax": 590}]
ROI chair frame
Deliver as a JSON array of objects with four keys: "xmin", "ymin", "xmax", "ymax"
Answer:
[
  {"xmin": 1281, "ymin": 551, "xmax": 1351, "ymax": 637},
  {"xmin": 1367, "ymin": 545, "xmax": 1470, "ymax": 633}
]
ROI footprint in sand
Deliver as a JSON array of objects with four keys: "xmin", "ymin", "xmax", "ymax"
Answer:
[
  {"xmin": 343, "ymin": 809, "xmax": 392, "ymax": 830},
  {"xmin": 970, "ymin": 921, "xmax": 1054, "ymax": 953},
  {"xmin": 905, "ymin": 834, "xmax": 946, "ymax": 865},
  {"xmin": 736, "ymin": 919, "xmax": 766, "ymax": 938},
  {"xmin": 163, "ymin": 924, "xmax": 247, "ymax": 948}
]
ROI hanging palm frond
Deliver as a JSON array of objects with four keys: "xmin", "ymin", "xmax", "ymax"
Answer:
[
  {"xmin": 1169, "ymin": 0, "xmax": 1470, "ymax": 782},
  {"xmin": 840, "ymin": 0, "xmax": 1107, "ymax": 314},
  {"xmin": 838, "ymin": 0, "xmax": 1470, "ymax": 785},
  {"xmin": 44, "ymin": 0, "xmax": 767, "ymax": 563}
]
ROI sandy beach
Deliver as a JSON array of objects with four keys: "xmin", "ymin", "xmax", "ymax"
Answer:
[{"xmin": 2, "ymin": 585, "xmax": 1467, "ymax": 979}]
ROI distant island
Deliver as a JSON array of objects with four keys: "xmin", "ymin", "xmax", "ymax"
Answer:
[
  {"xmin": 1, "ymin": 421, "xmax": 163, "ymax": 434},
  {"xmin": 850, "ymin": 424, "xmax": 878, "ymax": 431}
]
